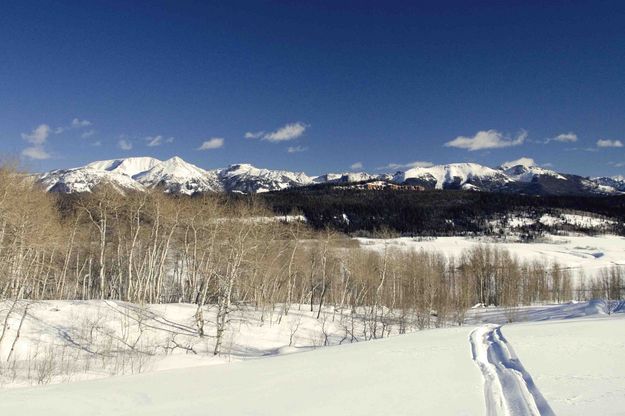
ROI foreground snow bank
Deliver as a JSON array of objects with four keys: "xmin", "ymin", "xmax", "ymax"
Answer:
[
  {"xmin": 0, "ymin": 326, "xmax": 484, "ymax": 416},
  {"xmin": 1, "ymin": 299, "xmax": 623, "ymax": 415},
  {"xmin": 0, "ymin": 300, "xmax": 380, "ymax": 388},
  {"xmin": 504, "ymin": 314, "xmax": 625, "ymax": 415}
]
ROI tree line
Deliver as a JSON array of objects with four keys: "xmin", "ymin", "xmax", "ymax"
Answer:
[{"xmin": 260, "ymin": 186, "xmax": 625, "ymax": 236}]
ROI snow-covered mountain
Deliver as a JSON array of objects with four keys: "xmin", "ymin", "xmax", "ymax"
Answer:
[
  {"xmin": 592, "ymin": 175, "xmax": 625, "ymax": 192},
  {"xmin": 35, "ymin": 156, "xmax": 625, "ymax": 196},
  {"xmin": 313, "ymin": 172, "xmax": 383, "ymax": 184},
  {"xmin": 500, "ymin": 161, "xmax": 566, "ymax": 182},
  {"xmin": 394, "ymin": 163, "xmax": 512, "ymax": 191},
  {"xmin": 134, "ymin": 157, "xmax": 222, "ymax": 194},
  {"xmin": 218, "ymin": 164, "xmax": 313, "ymax": 193}
]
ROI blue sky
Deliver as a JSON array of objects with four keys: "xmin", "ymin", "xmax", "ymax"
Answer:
[{"xmin": 2, "ymin": 0, "xmax": 625, "ymax": 176}]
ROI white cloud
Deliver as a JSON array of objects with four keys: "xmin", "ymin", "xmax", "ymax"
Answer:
[
  {"xmin": 546, "ymin": 132, "xmax": 577, "ymax": 143},
  {"xmin": 287, "ymin": 145, "xmax": 308, "ymax": 153},
  {"xmin": 81, "ymin": 129, "xmax": 96, "ymax": 138},
  {"xmin": 21, "ymin": 146, "xmax": 50, "ymax": 160},
  {"xmin": 501, "ymin": 157, "xmax": 536, "ymax": 169},
  {"xmin": 118, "ymin": 139, "xmax": 133, "ymax": 151},
  {"xmin": 245, "ymin": 131, "xmax": 265, "ymax": 139},
  {"xmin": 597, "ymin": 139, "xmax": 623, "ymax": 148},
  {"xmin": 21, "ymin": 124, "xmax": 51, "ymax": 145},
  {"xmin": 145, "ymin": 135, "xmax": 174, "ymax": 147},
  {"xmin": 378, "ymin": 161, "xmax": 434, "ymax": 171},
  {"xmin": 445, "ymin": 129, "xmax": 527, "ymax": 151},
  {"xmin": 262, "ymin": 122, "xmax": 307, "ymax": 142},
  {"xmin": 350, "ymin": 162, "xmax": 363, "ymax": 170},
  {"xmin": 92, "ymin": 140, "xmax": 102, "ymax": 147},
  {"xmin": 198, "ymin": 137, "xmax": 224, "ymax": 150},
  {"xmin": 71, "ymin": 118, "xmax": 92, "ymax": 128}
]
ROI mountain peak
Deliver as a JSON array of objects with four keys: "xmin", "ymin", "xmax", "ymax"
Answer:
[{"xmin": 86, "ymin": 157, "xmax": 162, "ymax": 178}]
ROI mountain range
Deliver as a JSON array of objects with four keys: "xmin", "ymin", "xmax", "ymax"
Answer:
[{"xmin": 36, "ymin": 156, "xmax": 625, "ymax": 196}]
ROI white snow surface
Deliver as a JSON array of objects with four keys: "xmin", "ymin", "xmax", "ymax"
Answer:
[
  {"xmin": 470, "ymin": 324, "xmax": 555, "ymax": 416},
  {"xmin": 86, "ymin": 157, "xmax": 162, "ymax": 178},
  {"xmin": 0, "ymin": 312, "xmax": 483, "ymax": 415},
  {"xmin": 504, "ymin": 310, "xmax": 625, "ymax": 415},
  {"xmin": 1, "ymin": 300, "xmax": 624, "ymax": 415}
]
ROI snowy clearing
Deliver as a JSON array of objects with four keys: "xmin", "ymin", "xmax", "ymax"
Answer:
[
  {"xmin": 357, "ymin": 234, "xmax": 625, "ymax": 281},
  {"xmin": 0, "ymin": 325, "xmax": 484, "ymax": 416},
  {"xmin": 0, "ymin": 300, "xmax": 623, "ymax": 415}
]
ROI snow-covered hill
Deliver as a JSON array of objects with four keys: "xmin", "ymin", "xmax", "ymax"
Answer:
[
  {"xmin": 35, "ymin": 156, "xmax": 625, "ymax": 195},
  {"xmin": 1, "ymin": 299, "xmax": 623, "ymax": 415}
]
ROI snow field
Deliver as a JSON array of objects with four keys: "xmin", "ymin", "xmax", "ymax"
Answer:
[
  {"xmin": 0, "ymin": 324, "xmax": 484, "ymax": 416},
  {"xmin": 357, "ymin": 234, "xmax": 625, "ymax": 282},
  {"xmin": 503, "ymin": 314, "xmax": 625, "ymax": 415},
  {"xmin": 0, "ymin": 299, "xmax": 623, "ymax": 415}
]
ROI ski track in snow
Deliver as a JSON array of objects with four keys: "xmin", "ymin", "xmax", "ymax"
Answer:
[{"xmin": 470, "ymin": 324, "xmax": 556, "ymax": 416}]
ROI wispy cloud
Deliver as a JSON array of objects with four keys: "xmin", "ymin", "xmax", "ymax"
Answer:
[
  {"xmin": 445, "ymin": 129, "xmax": 527, "ymax": 151},
  {"xmin": 56, "ymin": 118, "xmax": 93, "ymax": 134},
  {"xmin": 245, "ymin": 131, "xmax": 265, "ymax": 139},
  {"xmin": 20, "ymin": 118, "xmax": 95, "ymax": 160},
  {"xmin": 608, "ymin": 161, "xmax": 625, "ymax": 168},
  {"xmin": 118, "ymin": 139, "xmax": 133, "ymax": 151},
  {"xmin": 377, "ymin": 161, "xmax": 434, "ymax": 171},
  {"xmin": 81, "ymin": 129, "xmax": 96, "ymax": 138},
  {"xmin": 21, "ymin": 146, "xmax": 51, "ymax": 160},
  {"xmin": 263, "ymin": 122, "xmax": 307, "ymax": 142},
  {"xmin": 350, "ymin": 162, "xmax": 363, "ymax": 170},
  {"xmin": 21, "ymin": 124, "xmax": 52, "ymax": 159},
  {"xmin": 71, "ymin": 118, "xmax": 92, "ymax": 128},
  {"xmin": 92, "ymin": 140, "xmax": 102, "ymax": 147},
  {"xmin": 597, "ymin": 139, "xmax": 623, "ymax": 148},
  {"xmin": 21, "ymin": 124, "xmax": 51, "ymax": 145},
  {"xmin": 247, "ymin": 122, "xmax": 308, "ymax": 143},
  {"xmin": 198, "ymin": 137, "xmax": 224, "ymax": 150},
  {"xmin": 146, "ymin": 135, "xmax": 174, "ymax": 147},
  {"xmin": 287, "ymin": 145, "xmax": 308, "ymax": 153},
  {"xmin": 545, "ymin": 132, "xmax": 577, "ymax": 143}
]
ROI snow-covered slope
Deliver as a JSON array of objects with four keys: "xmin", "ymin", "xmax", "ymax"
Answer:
[
  {"xmin": 1, "ymin": 299, "xmax": 623, "ymax": 415},
  {"xmin": 592, "ymin": 175, "xmax": 625, "ymax": 192},
  {"xmin": 312, "ymin": 172, "xmax": 381, "ymax": 184},
  {"xmin": 394, "ymin": 162, "xmax": 512, "ymax": 190},
  {"xmin": 217, "ymin": 164, "xmax": 313, "ymax": 193},
  {"xmin": 501, "ymin": 163, "xmax": 566, "ymax": 182},
  {"xmin": 85, "ymin": 157, "xmax": 162, "ymax": 178},
  {"xmin": 38, "ymin": 168, "xmax": 146, "ymax": 193},
  {"xmin": 134, "ymin": 157, "xmax": 222, "ymax": 194},
  {"xmin": 36, "ymin": 156, "xmax": 625, "ymax": 195}
]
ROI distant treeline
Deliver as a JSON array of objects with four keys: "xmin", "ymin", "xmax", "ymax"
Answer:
[{"xmin": 258, "ymin": 188, "xmax": 625, "ymax": 236}]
